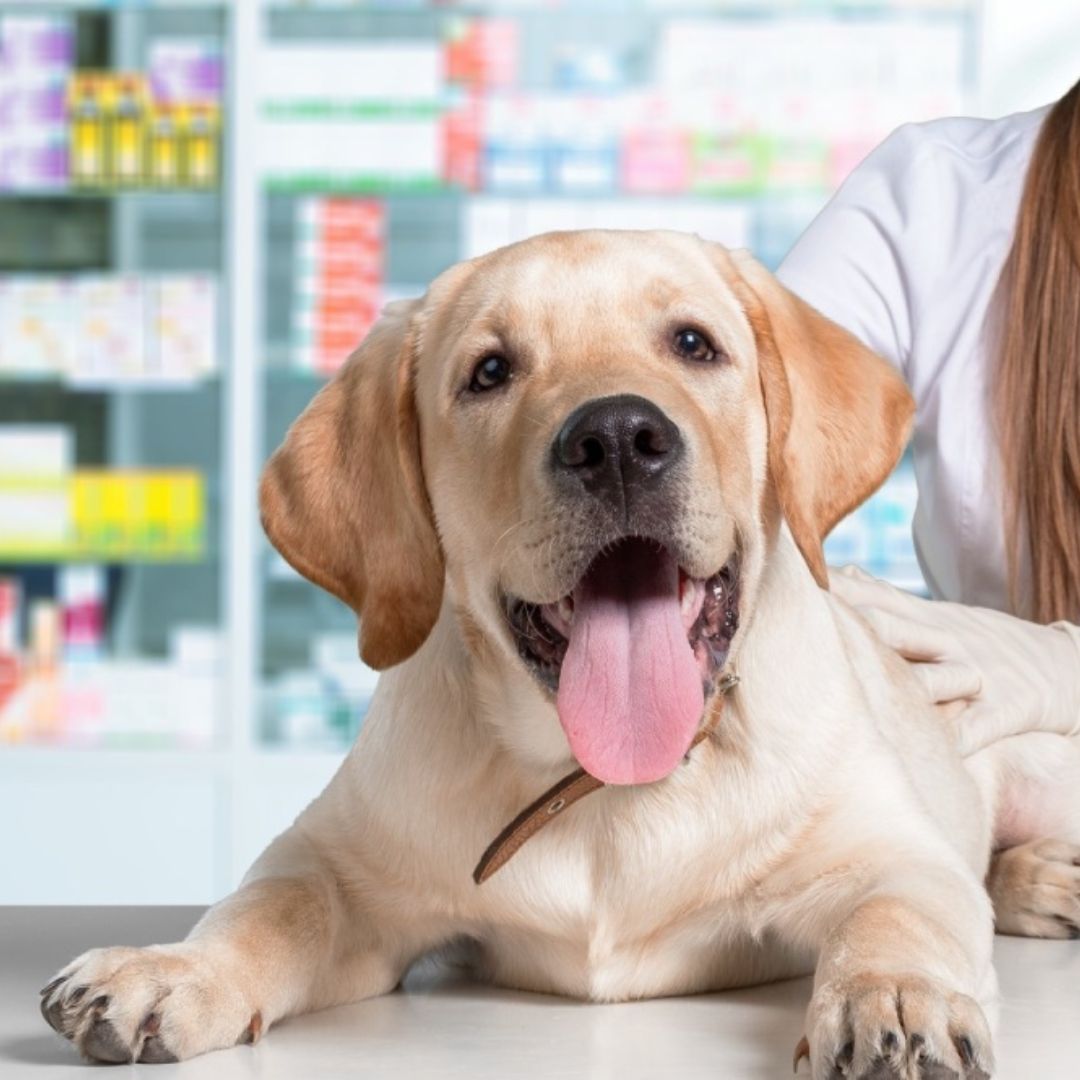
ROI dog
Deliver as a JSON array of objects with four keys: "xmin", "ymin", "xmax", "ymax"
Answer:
[{"xmin": 40, "ymin": 231, "xmax": 1080, "ymax": 1077}]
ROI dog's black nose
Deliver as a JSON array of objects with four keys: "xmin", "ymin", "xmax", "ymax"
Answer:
[{"xmin": 553, "ymin": 394, "xmax": 683, "ymax": 511}]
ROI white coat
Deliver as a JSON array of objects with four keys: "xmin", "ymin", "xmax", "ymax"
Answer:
[{"xmin": 778, "ymin": 106, "xmax": 1051, "ymax": 612}]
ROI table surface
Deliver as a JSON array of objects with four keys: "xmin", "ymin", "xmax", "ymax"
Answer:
[{"xmin": 1, "ymin": 907, "xmax": 1077, "ymax": 1079}]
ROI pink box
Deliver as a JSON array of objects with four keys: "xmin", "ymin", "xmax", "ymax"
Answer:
[{"xmin": 621, "ymin": 128, "xmax": 690, "ymax": 194}]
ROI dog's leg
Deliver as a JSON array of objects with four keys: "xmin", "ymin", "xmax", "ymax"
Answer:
[
  {"xmin": 987, "ymin": 838, "xmax": 1080, "ymax": 939},
  {"xmin": 975, "ymin": 733, "xmax": 1080, "ymax": 939},
  {"xmin": 40, "ymin": 826, "xmax": 430, "ymax": 1064},
  {"xmin": 790, "ymin": 863, "xmax": 996, "ymax": 1080}
]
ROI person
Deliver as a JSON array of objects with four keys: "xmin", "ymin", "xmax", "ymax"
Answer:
[{"xmin": 776, "ymin": 77, "xmax": 1080, "ymax": 756}]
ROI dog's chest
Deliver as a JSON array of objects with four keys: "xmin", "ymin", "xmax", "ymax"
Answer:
[{"xmin": 467, "ymin": 796, "xmax": 794, "ymax": 1000}]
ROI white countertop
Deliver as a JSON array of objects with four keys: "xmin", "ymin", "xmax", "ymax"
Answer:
[{"xmin": 1, "ymin": 907, "xmax": 1078, "ymax": 1078}]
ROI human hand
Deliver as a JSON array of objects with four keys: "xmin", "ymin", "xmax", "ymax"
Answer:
[{"xmin": 830, "ymin": 565, "xmax": 1080, "ymax": 756}]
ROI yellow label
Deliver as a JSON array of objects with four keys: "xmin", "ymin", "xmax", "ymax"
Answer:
[
  {"xmin": 114, "ymin": 119, "xmax": 141, "ymax": 181},
  {"xmin": 3, "ymin": 471, "xmax": 204, "ymax": 560},
  {"xmin": 151, "ymin": 138, "xmax": 178, "ymax": 184}
]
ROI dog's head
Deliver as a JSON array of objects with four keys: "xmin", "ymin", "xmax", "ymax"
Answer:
[{"xmin": 261, "ymin": 231, "xmax": 912, "ymax": 784}]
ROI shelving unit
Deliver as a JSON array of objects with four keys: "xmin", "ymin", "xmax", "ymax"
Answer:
[{"xmin": 0, "ymin": 0, "xmax": 984, "ymax": 902}]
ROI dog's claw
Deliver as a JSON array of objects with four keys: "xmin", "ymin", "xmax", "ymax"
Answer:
[
  {"xmin": 238, "ymin": 1010, "xmax": 263, "ymax": 1046},
  {"xmin": 955, "ymin": 1035, "xmax": 974, "ymax": 1068},
  {"xmin": 793, "ymin": 1034, "xmax": 810, "ymax": 1072},
  {"xmin": 139, "ymin": 1035, "xmax": 178, "ymax": 1064},
  {"xmin": 836, "ymin": 1040, "xmax": 855, "ymax": 1067},
  {"xmin": 40, "ymin": 994, "xmax": 65, "ymax": 1037},
  {"xmin": 81, "ymin": 997, "xmax": 131, "ymax": 1064}
]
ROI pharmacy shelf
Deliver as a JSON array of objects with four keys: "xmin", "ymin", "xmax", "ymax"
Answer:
[
  {"xmin": 262, "ymin": 187, "xmax": 822, "ymax": 201},
  {"xmin": 0, "ymin": 746, "xmax": 227, "ymax": 770},
  {"xmin": 0, "ymin": 189, "xmax": 220, "ymax": 201},
  {"xmin": 264, "ymin": 1, "xmax": 973, "ymax": 14},
  {"xmin": 0, "ymin": 1, "xmax": 226, "ymax": 10},
  {"xmin": 0, "ymin": 0, "xmax": 235, "ymax": 903},
  {"xmin": 0, "ymin": 377, "xmax": 219, "ymax": 392}
]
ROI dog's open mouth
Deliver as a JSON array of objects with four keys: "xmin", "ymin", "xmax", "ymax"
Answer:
[{"xmin": 504, "ymin": 537, "xmax": 740, "ymax": 785}]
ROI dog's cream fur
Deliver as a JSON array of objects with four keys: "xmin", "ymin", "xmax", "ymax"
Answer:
[{"xmin": 42, "ymin": 232, "xmax": 1080, "ymax": 1078}]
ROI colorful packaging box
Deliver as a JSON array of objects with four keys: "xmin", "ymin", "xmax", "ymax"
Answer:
[
  {"xmin": 148, "ymin": 38, "xmax": 223, "ymax": 107},
  {"xmin": 183, "ymin": 102, "xmax": 220, "ymax": 188},
  {"xmin": 689, "ymin": 132, "xmax": 770, "ymax": 197},
  {"xmin": 0, "ymin": 425, "xmax": 72, "ymax": 477},
  {"xmin": 58, "ymin": 565, "xmax": 106, "ymax": 662},
  {"xmin": 292, "ymin": 198, "xmax": 384, "ymax": 375},
  {"xmin": 0, "ymin": 426, "xmax": 72, "ymax": 560},
  {"xmin": 0, "ymin": 578, "xmax": 21, "ymax": 716},
  {"xmin": 67, "ymin": 70, "xmax": 220, "ymax": 189},
  {"xmin": 109, "ymin": 74, "xmax": 150, "ymax": 186},
  {"xmin": 546, "ymin": 98, "xmax": 618, "ymax": 195},
  {"xmin": 71, "ymin": 471, "xmax": 205, "ymax": 560},
  {"xmin": 444, "ymin": 18, "xmax": 519, "ymax": 90},
  {"xmin": 0, "ymin": 278, "xmax": 76, "ymax": 378},
  {"xmin": 155, "ymin": 275, "xmax": 218, "ymax": 382},
  {"xmin": 67, "ymin": 73, "xmax": 106, "ymax": 186},
  {"xmin": 482, "ymin": 97, "xmax": 546, "ymax": 193},
  {"xmin": 0, "ymin": 15, "xmax": 73, "ymax": 191},
  {"xmin": 621, "ymin": 115, "xmax": 691, "ymax": 195},
  {"xmin": 72, "ymin": 275, "xmax": 147, "ymax": 384},
  {"xmin": 0, "ymin": 274, "xmax": 217, "ymax": 385},
  {"xmin": 442, "ymin": 96, "xmax": 484, "ymax": 191}
]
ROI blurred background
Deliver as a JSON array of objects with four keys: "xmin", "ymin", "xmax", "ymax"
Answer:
[{"xmin": 0, "ymin": 0, "xmax": 1076, "ymax": 904}]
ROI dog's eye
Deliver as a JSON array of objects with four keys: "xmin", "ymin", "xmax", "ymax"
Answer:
[
  {"xmin": 673, "ymin": 328, "xmax": 717, "ymax": 363},
  {"xmin": 469, "ymin": 354, "xmax": 511, "ymax": 393}
]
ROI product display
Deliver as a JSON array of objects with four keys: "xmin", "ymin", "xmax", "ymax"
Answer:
[
  {"xmin": 0, "ymin": 454, "xmax": 215, "ymax": 745},
  {"xmin": 148, "ymin": 38, "xmax": 223, "ymax": 107},
  {"xmin": 292, "ymin": 198, "xmax": 384, "ymax": 374},
  {"xmin": 463, "ymin": 197, "xmax": 751, "ymax": 259},
  {"xmin": 0, "ymin": 425, "xmax": 206, "ymax": 562},
  {"xmin": 0, "ymin": 569, "xmax": 219, "ymax": 749},
  {"xmin": 68, "ymin": 70, "xmax": 221, "ymax": 190},
  {"xmin": 0, "ymin": 18, "xmax": 222, "ymax": 192},
  {"xmin": 265, "ymin": 632, "xmax": 380, "ymax": 749},
  {"xmin": 0, "ymin": 274, "xmax": 218, "ymax": 386},
  {"xmin": 0, "ymin": 579, "xmax": 20, "ymax": 716},
  {"xmin": 260, "ymin": 15, "xmax": 965, "ymax": 197},
  {"xmin": 0, "ymin": 14, "xmax": 73, "ymax": 192}
]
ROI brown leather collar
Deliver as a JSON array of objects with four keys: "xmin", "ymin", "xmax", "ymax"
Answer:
[{"xmin": 473, "ymin": 672, "xmax": 738, "ymax": 884}]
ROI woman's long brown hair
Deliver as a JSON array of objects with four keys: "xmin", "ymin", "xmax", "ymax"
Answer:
[{"xmin": 996, "ymin": 77, "xmax": 1080, "ymax": 623}]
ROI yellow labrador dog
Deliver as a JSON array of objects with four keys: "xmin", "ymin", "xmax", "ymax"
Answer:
[{"xmin": 41, "ymin": 232, "xmax": 1080, "ymax": 1078}]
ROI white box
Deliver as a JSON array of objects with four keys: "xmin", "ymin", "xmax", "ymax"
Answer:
[
  {"xmin": 0, "ymin": 424, "xmax": 72, "ymax": 477},
  {"xmin": 261, "ymin": 42, "xmax": 442, "ymax": 105},
  {"xmin": 72, "ymin": 275, "xmax": 147, "ymax": 384}
]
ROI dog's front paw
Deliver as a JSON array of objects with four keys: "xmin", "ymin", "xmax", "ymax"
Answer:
[
  {"xmin": 801, "ymin": 972, "xmax": 993, "ymax": 1079},
  {"xmin": 40, "ymin": 944, "xmax": 261, "ymax": 1064}
]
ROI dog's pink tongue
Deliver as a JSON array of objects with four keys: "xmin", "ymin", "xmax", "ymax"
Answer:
[{"xmin": 557, "ymin": 540, "xmax": 704, "ymax": 785}]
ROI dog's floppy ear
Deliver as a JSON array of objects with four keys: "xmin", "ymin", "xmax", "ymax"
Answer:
[
  {"xmin": 724, "ymin": 248, "xmax": 914, "ymax": 586},
  {"xmin": 259, "ymin": 299, "xmax": 444, "ymax": 669}
]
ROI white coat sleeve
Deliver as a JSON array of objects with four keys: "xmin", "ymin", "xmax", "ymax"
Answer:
[{"xmin": 776, "ymin": 125, "xmax": 945, "ymax": 383}]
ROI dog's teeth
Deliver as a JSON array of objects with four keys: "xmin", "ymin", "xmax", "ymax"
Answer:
[
  {"xmin": 558, "ymin": 597, "xmax": 574, "ymax": 626},
  {"xmin": 681, "ymin": 579, "xmax": 703, "ymax": 619}
]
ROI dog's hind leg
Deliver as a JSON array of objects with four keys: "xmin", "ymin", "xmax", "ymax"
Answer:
[
  {"xmin": 979, "ymin": 732, "xmax": 1080, "ymax": 939},
  {"xmin": 987, "ymin": 838, "xmax": 1080, "ymax": 938}
]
